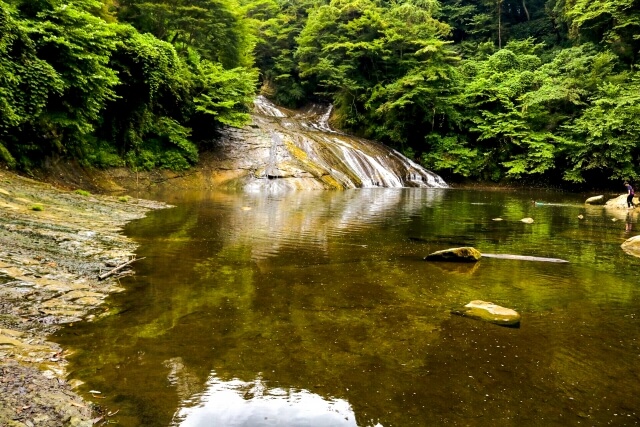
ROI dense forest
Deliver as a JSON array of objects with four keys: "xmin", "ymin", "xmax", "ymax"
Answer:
[{"xmin": 1, "ymin": 0, "xmax": 639, "ymax": 185}]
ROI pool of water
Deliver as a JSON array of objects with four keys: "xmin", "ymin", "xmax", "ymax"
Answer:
[{"xmin": 55, "ymin": 188, "xmax": 640, "ymax": 426}]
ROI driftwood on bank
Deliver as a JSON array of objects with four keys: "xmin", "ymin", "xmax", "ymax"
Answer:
[{"xmin": 98, "ymin": 257, "xmax": 145, "ymax": 281}]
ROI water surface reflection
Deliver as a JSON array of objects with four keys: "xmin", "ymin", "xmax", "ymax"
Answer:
[
  {"xmin": 173, "ymin": 372, "xmax": 361, "ymax": 427},
  {"xmin": 55, "ymin": 189, "xmax": 640, "ymax": 426}
]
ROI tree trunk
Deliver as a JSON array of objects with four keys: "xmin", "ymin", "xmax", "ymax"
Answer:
[
  {"xmin": 498, "ymin": 0, "xmax": 502, "ymax": 48},
  {"xmin": 522, "ymin": 0, "xmax": 530, "ymax": 21}
]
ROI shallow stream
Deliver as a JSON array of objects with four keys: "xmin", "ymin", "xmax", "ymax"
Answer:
[{"xmin": 55, "ymin": 188, "xmax": 640, "ymax": 426}]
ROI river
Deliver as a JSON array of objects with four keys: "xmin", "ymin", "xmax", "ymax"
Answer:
[{"xmin": 55, "ymin": 187, "xmax": 640, "ymax": 426}]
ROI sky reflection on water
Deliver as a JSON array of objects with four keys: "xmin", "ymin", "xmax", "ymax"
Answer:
[{"xmin": 173, "ymin": 372, "xmax": 364, "ymax": 427}]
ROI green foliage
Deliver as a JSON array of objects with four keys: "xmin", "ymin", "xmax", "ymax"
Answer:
[
  {"xmin": 421, "ymin": 135, "xmax": 484, "ymax": 177},
  {"xmin": 0, "ymin": 1, "xmax": 83, "ymax": 162},
  {"xmin": 84, "ymin": 140, "xmax": 125, "ymax": 168},
  {"xmin": 446, "ymin": 39, "xmax": 633, "ymax": 182},
  {"xmin": 247, "ymin": 0, "xmax": 320, "ymax": 106},
  {"xmin": 0, "ymin": 0, "xmax": 258, "ymax": 172},
  {"xmin": 30, "ymin": 204, "xmax": 44, "ymax": 211},
  {"xmin": 24, "ymin": 0, "xmax": 121, "ymax": 150},
  {"xmin": 561, "ymin": 0, "xmax": 640, "ymax": 63},
  {"xmin": 562, "ymin": 73, "xmax": 640, "ymax": 182},
  {"xmin": 117, "ymin": 0, "xmax": 253, "ymax": 68},
  {"xmin": 246, "ymin": 0, "xmax": 640, "ymax": 186},
  {"xmin": 296, "ymin": 0, "xmax": 458, "ymax": 139},
  {"xmin": 74, "ymin": 189, "xmax": 91, "ymax": 196},
  {"xmin": 191, "ymin": 58, "xmax": 258, "ymax": 127},
  {"xmin": 2, "ymin": 0, "xmax": 640, "ymax": 186},
  {"xmin": 0, "ymin": 142, "xmax": 16, "ymax": 168}
]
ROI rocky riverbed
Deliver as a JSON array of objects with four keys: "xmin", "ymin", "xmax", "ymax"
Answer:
[{"xmin": 0, "ymin": 170, "xmax": 169, "ymax": 426}]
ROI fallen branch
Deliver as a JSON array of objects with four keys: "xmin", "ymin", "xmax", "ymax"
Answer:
[
  {"xmin": 482, "ymin": 253, "xmax": 568, "ymax": 263},
  {"xmin": 98, "ymin": 257, "xmax": 145, "ymax": 281}
]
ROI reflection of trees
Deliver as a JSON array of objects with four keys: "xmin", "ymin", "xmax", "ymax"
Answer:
[
  {"xmin": 56, "ymin": 189, "xmax": 640, "ymax": 426},
  {"xmin": 234, "ymin": 189, "xmax": 446, "ymax": 260}
]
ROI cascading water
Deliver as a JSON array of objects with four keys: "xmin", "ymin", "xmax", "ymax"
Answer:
[{"xmin": 217, "ymin": 96, "xmax": 447, "ymax": 191}]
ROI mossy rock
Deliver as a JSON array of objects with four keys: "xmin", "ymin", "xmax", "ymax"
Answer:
[
  {"xmin": 453, "ymin": 300, "xmax": 521, "ymax": 327},
  {"xmin": 424, "ymin": 247, "xmax": 481, "ymax": 263}
]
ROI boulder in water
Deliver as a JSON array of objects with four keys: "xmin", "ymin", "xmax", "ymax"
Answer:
[
  {"xmin": 453, "ymin": 300, "xmax": 521, "ymax": 327},
  {"xmin": 424, "ymin": 247, "xmax": 481, "ymax": 262},
  {"xmin": 585, "ymin": 195, "xmax": 605, "ymax": 205},
  {"xmin": 621, "ymin": 235, "xmax": 640, "ymax": 258},
  {"xmin": 605, "ymin": 194, "xmax": 638, "ymax": 210}
]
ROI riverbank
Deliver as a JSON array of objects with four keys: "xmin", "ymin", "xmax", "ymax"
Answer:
[{"xmin": 0, "ymin": 169, "xmax": 169, "ymax": 426}]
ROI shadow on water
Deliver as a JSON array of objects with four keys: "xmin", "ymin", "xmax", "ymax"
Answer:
[{"xmin": 54, "ymin": 188, "xmax": 640, "ymax": 426}]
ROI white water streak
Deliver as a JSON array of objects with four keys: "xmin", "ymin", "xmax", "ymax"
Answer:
[{"xmin": 251, "ymin": 96, "xmax": 448, "ymax": 189}]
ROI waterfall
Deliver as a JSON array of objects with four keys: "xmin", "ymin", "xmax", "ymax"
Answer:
[
  {"xmin": 217, "ymin": 96, "xmax": 448, "ymax": 191},
  {"xmin": 265, "ymin": 133, "xmax": 281, "ymax": 178}
]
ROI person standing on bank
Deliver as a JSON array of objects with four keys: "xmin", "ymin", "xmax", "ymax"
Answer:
[{"xmin": 625, "ymin": 181, "xmax": 635, "ymax": 208}]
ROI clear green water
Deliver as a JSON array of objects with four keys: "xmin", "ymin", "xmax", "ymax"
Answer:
[{"xmin": 55, "ymin": 188, "xmax": 640, "ymax": 426}]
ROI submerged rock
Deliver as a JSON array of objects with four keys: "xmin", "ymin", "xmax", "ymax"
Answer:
[
  {"xmin": 621, "ymin": 235, "xmax": 640, "ymax": 258},
  {"xmin": 424, "ymin": 247, "xmax": 481, "ymax": 262},
  {"xmin": 453, "ymin": 300, "xmax": 521, "ymax": 327},
  {"xmin": 585, "ymin": 195, "xmax": 605, "ymax": 205}
]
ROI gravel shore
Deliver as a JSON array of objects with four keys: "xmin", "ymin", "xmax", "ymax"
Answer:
[{"xmin": 0, "ymin": 170, "xmax": 168, "ymax": 426}]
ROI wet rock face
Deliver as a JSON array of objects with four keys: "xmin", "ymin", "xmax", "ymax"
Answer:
[
  {"xmin": 424, "ymin": 247, "xmax": 482, "ymax": 262},
  {"xmin": 209, "ymin": 96, "xmax": 448, "ymax": 191},
  {"xmin": 453, "ymin": 300, "xmax": 521, "ymax": 327}
]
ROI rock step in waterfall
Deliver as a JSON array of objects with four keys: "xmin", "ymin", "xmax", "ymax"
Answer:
[{"xmin": 213, "ymin": 96, "xmax": 448, "ymax": 191}]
